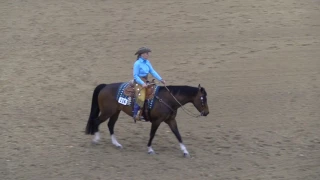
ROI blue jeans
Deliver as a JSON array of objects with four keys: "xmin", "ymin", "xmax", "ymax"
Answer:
[{"xmin": 133, "ymin": 102, "xmax": 140, "ymax": 118}]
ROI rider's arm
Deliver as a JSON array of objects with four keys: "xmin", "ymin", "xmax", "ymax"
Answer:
[
  {"xmin": 133, "ymin": 61, "xmax": 146, "ymax": 85},
  {"xmin": 146, "ymin": 61, "xmax": 162, "ymax": 81}
]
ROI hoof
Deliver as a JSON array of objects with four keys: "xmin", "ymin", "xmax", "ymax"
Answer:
[
  {"xmin": 183, "ymin": 153, "xmax": 190, "ymax": 158},
  {"xmin": 112, "ymin": 143, "xmax": 123, "ymax": 149},
  {"xmin": 148, "ymin": 151, "xmax": 155, "ymax": 155}
]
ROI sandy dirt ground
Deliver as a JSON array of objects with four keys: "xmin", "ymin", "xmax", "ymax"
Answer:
[{"xmin": 1, "ymin": 0, "xmax": 320, "ymax": 179}]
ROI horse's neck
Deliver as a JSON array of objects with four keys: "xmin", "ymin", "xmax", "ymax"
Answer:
[
  {"xmin": 178, "ymin": 95, "xmax": 192, "ymax": 105},
  {"xmin": 170, "ymin": 93, "xmax": 193, "ymax": 109},
  {"xmin": 162, "ymin": 86, "xmax": 196, "ymax": 109}
]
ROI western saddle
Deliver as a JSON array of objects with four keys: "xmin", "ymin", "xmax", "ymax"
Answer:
[
  {"xmin": 123, "ymin": 79, "xmax": 157, "ymax": 100},
  {"xmin": 123, "ymin": 79, "xmax": 157, "ymax": 122}
]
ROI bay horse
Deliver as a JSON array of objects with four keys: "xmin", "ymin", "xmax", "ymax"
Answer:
[{"xmin": 85, "ymin": 82, "xmax": 209, "ymax": 157}]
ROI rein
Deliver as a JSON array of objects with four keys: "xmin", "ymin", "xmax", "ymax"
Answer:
[{"xmin": 156, "ymin": 85, "xmax": 202, "ymax": 118}]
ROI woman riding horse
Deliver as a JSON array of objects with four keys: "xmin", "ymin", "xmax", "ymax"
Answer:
[
  {"xmin": 84, "ymin": 47, "xmax": 209, "ymax": 157},
  {"xmin": 133, "ymin": 47, "xmax": 166, "ymax": 121}
]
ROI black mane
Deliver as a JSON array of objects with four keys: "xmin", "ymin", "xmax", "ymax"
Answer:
[{"xmin": 159, "ymin": 85, "xmax": 199, "ymax": 97}]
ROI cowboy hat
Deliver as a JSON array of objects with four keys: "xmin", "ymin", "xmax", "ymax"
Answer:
[{"xmin": 134, "ymin": 47, "xmax": 151, "ymax": 55}]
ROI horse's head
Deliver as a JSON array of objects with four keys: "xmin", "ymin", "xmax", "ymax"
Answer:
[{"xmin": 192, "ymin": 84, "xmax": 209, "ymax": 116}]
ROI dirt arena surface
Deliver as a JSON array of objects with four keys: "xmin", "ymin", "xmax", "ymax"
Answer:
[{"xmin": 1, "ymin": 0, "xmax": 320, "ymax": 179}]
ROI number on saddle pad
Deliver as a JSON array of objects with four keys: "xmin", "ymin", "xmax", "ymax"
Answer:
[
  {"xmin": 118, "ymin": 97, "xmax": 131, "ymax": 105},
  {"xmin": 118, "ymin": 97, "xmax": 128, "ymax": 105}
]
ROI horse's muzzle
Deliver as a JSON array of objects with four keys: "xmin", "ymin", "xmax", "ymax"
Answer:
[{"xmin": 201, "ymin": 111, "xmax": 209, "ymax": 116}]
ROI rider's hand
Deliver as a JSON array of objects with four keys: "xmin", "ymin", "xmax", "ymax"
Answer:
[
  {"xmin": 142, "ymin": 83, "xmax": 148, "ymax": 88},
  {"xmin": 160, "ymin": 79, "xmax": 166, "ymax": 84}
]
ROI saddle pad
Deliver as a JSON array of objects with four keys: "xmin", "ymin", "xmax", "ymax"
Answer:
[
  {"xmin": 116, "ymin": 82, "xmax": 132, "ymax": 106},
  {"xmin": 147, "ymin": 85, "xmax": 160, "ymax": 110},
  {"xmin": 116, "ymin": 82, "xmax": 160, "ymax": 110}
]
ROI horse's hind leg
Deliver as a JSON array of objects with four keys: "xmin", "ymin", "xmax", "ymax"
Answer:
[
  {"xmin": 108, "ymin": 110, "xmax": 122, "ymax": 148},
  {"xmin": 92, "ymin": 112, "xmax": 111, "ymax": 144},
  {"xmin": 165, "ymin": 119, "xmax": 190, "ymax": 157}
]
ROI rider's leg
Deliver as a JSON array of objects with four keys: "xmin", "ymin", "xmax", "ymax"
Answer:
[
  {"xmin": 133, "ymin": 102, "xmax": 140, "ymax": 120},
  {"xmin": 134, "ymin": 86, "xmax": 146, "ymax": 121}
]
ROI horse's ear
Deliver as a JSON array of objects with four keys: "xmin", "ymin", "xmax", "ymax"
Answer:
[{"xmin": 198, "ymin": 84, "xmax": 201, "ymax": 90}]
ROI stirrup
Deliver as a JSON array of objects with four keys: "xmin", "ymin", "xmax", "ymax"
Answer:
[
  {"xmin": 133, "ymin": 110, "xmax": 141, "ymax": 122},
  {"xmin": 134, "ymin": 115, "xmax": 141, "ymax": 121}
]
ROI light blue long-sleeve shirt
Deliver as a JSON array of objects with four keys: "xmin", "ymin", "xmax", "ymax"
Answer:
[{"xmin": 133, "ymin": 57, "xmax": 162, "ymax": 85}]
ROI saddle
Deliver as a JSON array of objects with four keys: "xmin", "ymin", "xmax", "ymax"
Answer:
[
  {"xmin": 123, "ymin": 79, "xmax": 157, "ymax": 100},
  {"xmin": 123, "ymin": 79, "xmax": 157, "ymax": 122}
]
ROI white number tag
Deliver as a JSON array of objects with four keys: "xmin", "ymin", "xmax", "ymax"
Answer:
[{"xmin": 118, "ymin": 97, "xmax": 128, "ymax": 105}]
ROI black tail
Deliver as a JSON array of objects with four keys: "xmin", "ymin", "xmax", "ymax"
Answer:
[{"xmin": 85, "ymin": 84, "xmax": 107, "ymax": 135}]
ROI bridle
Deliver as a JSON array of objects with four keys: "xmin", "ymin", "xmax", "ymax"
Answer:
[{"xmin": 155, "ymin": 85, "xmax": 206, "ymax": 118}]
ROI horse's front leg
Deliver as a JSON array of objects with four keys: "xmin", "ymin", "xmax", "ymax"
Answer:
[
  {"xmin": 147, "ymin": 120, "xmax": 162, "ymax": 154},
  {"xmin": 108, "ymin": 111, "xmax": 122, "ymax": 148},
  {"xmin": 165, "ymin": 119, "xmax": 190, "ymax": 157}
]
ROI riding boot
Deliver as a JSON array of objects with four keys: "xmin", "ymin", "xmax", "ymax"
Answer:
[{"xmin": 133, "ymin": 103, "xmax": 141, "ymax": 122}]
